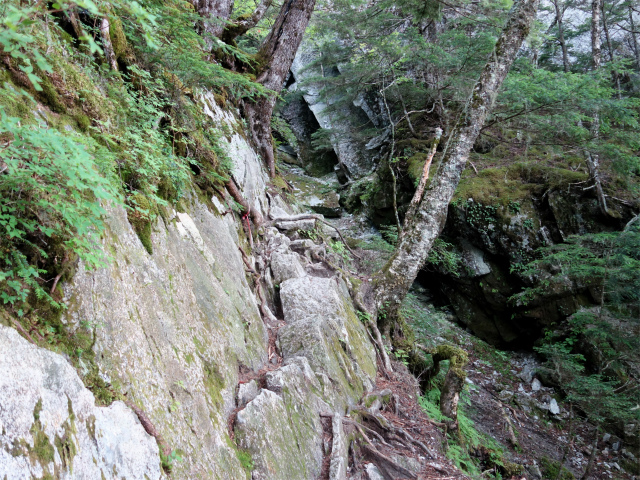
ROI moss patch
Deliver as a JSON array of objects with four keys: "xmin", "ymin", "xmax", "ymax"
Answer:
[
  {"xmin": 454, "ymin": 161, "xmax": 588, "ymax": 206},
  {"xmin": 127, "ymin": 193, "xmax": 158, "ymax": 254}
]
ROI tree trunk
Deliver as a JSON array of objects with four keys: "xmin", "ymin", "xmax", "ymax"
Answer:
[
  {"xmin": 244, "ymin": 0, "xmax": 316, "ymax": 177},
  {"xmin": 580, "ymin": 429, "xmax": 600, "ymax": 480},
  {"xmin": 591, "ymin": 0, "xmax": 602, "ymax": 71},
  {"xmin": 601, "ymin": 1, "xmax": 622, "ymax": 97},
  {"xmin": 586, "ymin": 0, "xmax": 610, "ymax": 217},
  {"xmin": 373, "ymin": 0, "xmax": 539, "ymax": 331},
  {"xmin": 192, "ymin": 0, "xmax": 234, "ymax": 42},
  {"xmin": 99, "ymin": 17, "xmax": 118, "ymax": 72},
  {"xmin": 553, "ymin": 0, "xmax": 570, "ymax": 72},
  {"xmin": 424, "ymin": 345, "xmax": 469, "ymax": 429},
  {"xmin": 221, "ymin": 0, "xmax": 274, "ymax": 44},
  {"xmin": 629, "ymin": 7, "xmax": 640, "ymax": 70}
]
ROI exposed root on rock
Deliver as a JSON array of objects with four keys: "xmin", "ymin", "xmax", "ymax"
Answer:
[{"xmin": 125, "ymin": 401, "xmax": 171, "ymax": 456}]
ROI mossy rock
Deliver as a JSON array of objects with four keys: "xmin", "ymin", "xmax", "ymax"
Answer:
[
  {"xmin": 539, "ymin": 456, "xmax": 574, "ymax": 480},
  {"xmin": 127, "ymin": 193, "xmax": 159, "ymax": 255},
  {"xmin": 454, "ymin": 161, "xmax": 589, "ymax": 206}
]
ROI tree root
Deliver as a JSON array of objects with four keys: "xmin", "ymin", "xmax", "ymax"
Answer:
[
  {"xmin": 270, "ymin": 214, "xmax": 361, "ymax": 259},
  {"xmin": 226, "ymin": 177, "xmax": 264, "ymax": 226},
  {"xmin": 351, "ymin": 407, "xmax": 436, "ymax": 460},
  {"xmin": 126, "ymin": 401, "xmax": 171, "ymax": 456},
  {"xmin": 361, "ymin": 443, "xmax": 417, "ymax": 479},
  {"xmin": 11, "ymin": 318, "xmax": 37, "ymax": 345},
  {"xmin": 353, "ymin": 295, "xmax": 393, "ymax": 374},
  {"xmin": 238, "ymin": 246, "xmax": 278, "ymax": 325}
]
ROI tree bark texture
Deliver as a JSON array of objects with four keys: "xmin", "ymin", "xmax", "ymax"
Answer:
[
  {"xmin": 373, "ymin": 0, "xmax": 539, "ymax": 329},
  {"xmin": 221, "ymin": 0, "xmax": 274, "ymax": 43},
  {"xmin": 591, "ymin": 0, "xmax": 602, "ymax": 70},
  {"xmin": 424, "ymin": 345, "xmax": 468, "ymax": 428},
  {"xmin": 192, "ymin": 0, "xmax": 234, "ymax": 41},
  {"xmin": 244, "ymin": 0, "xmax": 316, "ymax": 177},
  {"xmin": 586, "ymin": 0, "xmax": 610, "ymax": 217},
  {"xmin": 99, "ymin": 17, "xmax": 118, "ymax": 71},
  {"xmin": 552, "ymin": 0, "xmax": 570, "ymax": 72},
  {"xmin": 629, "ymin": 7, "xmax": 640, "ymax": 70}
]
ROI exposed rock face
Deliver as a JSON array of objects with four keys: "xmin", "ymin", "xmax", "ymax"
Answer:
[
  {"xmin": 278, "ymin": 276, "xmax": 377, "ymax": 410},
  {"xmin": 287, "ymin": 44, "xmax": 383, "ymax": 181},
  {"xmin": 232, "ymin": 225, "xmax": 377, "ymax": 479},
  {"xmin": 1, "ymin": 93, "xmax": 379, "ymax": 479},
  {"xmin": 0, "ymin": 325, "xmax": 160, "ymax": 479},
  {"xmin": 420, "ymin": 184, "xmax": 636, "ymax": 346}
]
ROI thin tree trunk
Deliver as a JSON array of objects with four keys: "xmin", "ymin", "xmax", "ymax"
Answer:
[
  {"xmin": 580, "ymin": 428, "xmax": 600, "ymax": 480},
  {"xmin": 221, "ymin": 0, "xmax": 274, "ymax": 43},
  {"xmin": 99, "ymin": 17, "xmax": 118, "ymax": 72},
  {"xmin": 630, "ymin": 7, "xmax": 640, "ymax": 70},
  {"xmin": 381, "ymin": 78, "xmax": 402, "ymax": 237},
  {"xmin": 244, "ymin": 0, "xmax": 317, "ymax": 178},
  {"xmin": 587, "ymin": 0, "xmax": 610, "ymax": 217},
  {"xmin": 192, "ymin": 0, "xmax": 235, "ymax": 42},
  {"xmin": 373, "ymin": 0, "xmax": 539, "ymax": 329},
  {"xmin": 601, "ymin": 1, "xmax": 622, "ymax": 98},
  {"xmin": 553, "ymin": 0, "xmax": 570, "ymax": 72},
  {"xmin": 592, "ymin": 0, "xmax": 602, "ymax": 70}
]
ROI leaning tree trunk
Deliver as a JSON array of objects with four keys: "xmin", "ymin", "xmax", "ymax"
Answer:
[
  {"xmin": 373, "ymin": 0, "xmax": 539, "ymax": 333},
  {"xmin": 192, "ymin": 0, "xmax": 234, "ymax": 43},
  {"xmin": 244, "ymin": 0, "xmax": 316, "ymax": 178}
]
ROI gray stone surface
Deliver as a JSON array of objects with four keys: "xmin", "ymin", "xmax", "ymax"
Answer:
[
  {"xmin": 234, "ymin": 387, "xmax": 321, "ymax": 480},
  {"xmin": 290, "ymin": 45, "xmax": 380, "ymax": 180},
  {"xmin": 237, "ymin": 380, "xmax": 260, "ymax": 408},
  {"xmin": 0, "ymin": 325, "xmax": 160, "ymax": 480},
  {"xmin": 329, "ymin": 413, "xmax": 348, "ymax": 480},
  {"xmin": 278, "ymin": 276, "xmax": 377, "ymax": 411},
  {"xmin": 275, "ymin": 218, "xmax": 317, "ymax": 233},
  {"xmin": 365, "ymin": 463, "xmax": 385, "ymax": 480},
  {"xmin": 58, "ymin": 102, "xmax": 276, "ymax": 478},
  {"xmin": 270, "ymin": 251, "xmax": 306, "ymax": 285}
]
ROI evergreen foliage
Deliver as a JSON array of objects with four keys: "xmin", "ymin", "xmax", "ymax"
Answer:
[{"xmin": 518, "ymin": 226, "xmax": 640, "ymax": 429}]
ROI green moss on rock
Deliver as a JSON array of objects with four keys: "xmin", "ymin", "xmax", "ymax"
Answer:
[{"xmin": 127, "ymin": 193, "xmax": 158, "ymax": 254}]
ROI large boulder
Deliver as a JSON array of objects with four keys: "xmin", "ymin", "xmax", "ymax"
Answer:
[
  {"xmin": 277, "ymin": 276, "xmax": 377, "ymax": 411},
  {"xmin": 234, "ymin": 358, "xmax": 326, "ymax": 480},
  {"xmin": 0, "ymin": 325, "xmax": 160, "ymax": 479}
]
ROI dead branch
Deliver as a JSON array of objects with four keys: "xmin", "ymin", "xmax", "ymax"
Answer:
[{"xmin": 407, "ymin": 127, "xmax": 443, "ymax": 215}]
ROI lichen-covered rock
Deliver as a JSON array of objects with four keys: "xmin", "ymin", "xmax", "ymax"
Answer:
[
  {"xmin": 63, "ymin": 197, "xmax": 268, "ymax": 479},
  {"xmin": 278, "ymin": 276, "xmax": 377, "ymax": 411},
  {"xmin": 0, "ymin": 325, "xmax": 160, "ymax": 479},
  {"xmin": 235, "ymin": 388, "xmax": 320, "ymax": 480},
  {"xmin": 270, "ymin": 251, "xmax": 306, "ymax": 285},
  {"xmin": 48, "ymin": 91, "xmax": 286, "ymax": 478},
  {"xmin": 329, "ymin": 413, "xmax": 348, "ymax": 480}
]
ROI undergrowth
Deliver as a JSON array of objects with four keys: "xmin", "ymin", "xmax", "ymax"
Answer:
[
  {"xmin": 419, "ymin": 389, "xmax": 513, "ymax": 478},
  {"xmin": 0, "ymin": 0, "xmax": 266, "ymax": 317}
]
